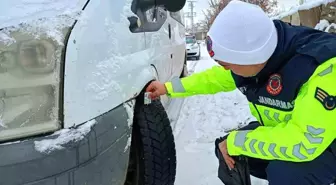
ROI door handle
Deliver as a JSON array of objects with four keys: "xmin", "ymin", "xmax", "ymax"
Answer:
[{"xmin": 168, "ymin": 24, "xmax": 171, "ymax": 39}]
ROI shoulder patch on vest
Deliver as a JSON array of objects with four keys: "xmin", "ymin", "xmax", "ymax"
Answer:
[
  {"xmin": 266, "ymin": 74, "xmax": 283, "ymax": 96},
  {"xmin": 315, "ymin": 87, "xmax": 336, "ymax": 110}
]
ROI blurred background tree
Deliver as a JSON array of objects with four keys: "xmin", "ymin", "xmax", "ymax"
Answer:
[{"xmin": 200, "ymin": 0, "xmax": 278, "ymax": 30}]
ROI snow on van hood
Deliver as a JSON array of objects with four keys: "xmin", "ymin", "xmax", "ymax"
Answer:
[
  {"xmin": 0, "ymin": 0, "xmax": 88, "ymax": 44},
  {"xmin": 186, "ymin": 43, "xmax": 197, "ymax": 49}
]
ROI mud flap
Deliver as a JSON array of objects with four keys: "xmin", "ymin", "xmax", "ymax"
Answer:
[{"xmin": 215, "ymin": 137, "xmax": 252, "ymax": 185}]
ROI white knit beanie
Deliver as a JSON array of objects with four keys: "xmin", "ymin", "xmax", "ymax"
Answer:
[{"xmin": 206, "ymin": 0, "xmax": 278, "ymax": 65}]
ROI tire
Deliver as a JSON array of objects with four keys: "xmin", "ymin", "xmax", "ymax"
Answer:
[{"xmin": 125, "ymin": 99, "xmax": 177, "ymax": 185}]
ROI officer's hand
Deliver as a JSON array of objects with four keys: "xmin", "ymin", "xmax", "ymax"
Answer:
[
  {"xmin": 219, "ymin": 140, "xmax": 235, "ymax": 169},
  {"xmin": 145, "ymin": 81, "xmax": 168, "ymax": 99}
]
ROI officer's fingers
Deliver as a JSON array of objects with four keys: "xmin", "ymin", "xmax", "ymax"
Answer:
[
  {"xmin": 225, "ymin": 154, "xmax": 235, "ymax": 168},
  {"xmin": 146, "ymin": 84, "xmax": 155, "ymax": 93},
  {"xmin": 224, "ymin": 156, "xmax": 234, "ymax": 169},
  {"xmin": 227, "ymin": 155, "xmax": 235, "ymax": 165},
  {"xmin": 228, "ymin": 161, "xmax": 234, "ymax": 170},
  {"xmin": 149, "ymin": 91, "xmax": 159, "ymax": 99}
]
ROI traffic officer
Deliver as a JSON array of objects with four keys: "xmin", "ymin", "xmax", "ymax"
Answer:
[{"xmin": 145, "ymin": 0, "xmax": 336, "ymax": 185}]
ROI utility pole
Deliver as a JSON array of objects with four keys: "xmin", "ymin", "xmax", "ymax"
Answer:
[{"xmin": 184, "ymin": 0, "xmax": 197, "ymax": 34}]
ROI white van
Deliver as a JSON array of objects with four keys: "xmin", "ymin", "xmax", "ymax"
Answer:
[
  {"xmin": 0, "ymin": 0, "xmax": 187, "ymax": 184},
  {"xmin": 186, "ymin": 34, "xmax": 201, "ymax": 60}
]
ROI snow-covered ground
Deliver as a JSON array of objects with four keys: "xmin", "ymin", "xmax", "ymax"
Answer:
[{"xmin": 174, "ymin": 45, "xmax": 268, "ymax": 185}]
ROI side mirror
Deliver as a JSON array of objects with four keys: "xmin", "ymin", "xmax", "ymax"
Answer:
[
  {"xmin": 129, "ymin": 0, "xmax": 186, "ymax": 33},
  {"xmin": 157, "ymin": 0, "xmax": 186, "ymax": 12},
  {"xmin": 135, "ymin": 0, "xmax": 186, "ymax": 12}
]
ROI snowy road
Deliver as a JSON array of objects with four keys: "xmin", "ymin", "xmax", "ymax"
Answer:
[{"xmin": 173, "ymin": 45, "xmax": 268, "ymax": 185}]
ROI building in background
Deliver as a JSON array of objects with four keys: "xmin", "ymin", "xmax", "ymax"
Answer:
[{"xmin": 273, "ymin": 0, "xmax": 336, "ymax": 32}]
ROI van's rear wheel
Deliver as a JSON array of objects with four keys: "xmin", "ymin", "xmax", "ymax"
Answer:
[{"xmin": 124, "ymin": 99, "xmax": 177, "ymax": 185}]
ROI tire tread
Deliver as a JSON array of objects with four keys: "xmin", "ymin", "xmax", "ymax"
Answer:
[{"xmin": 134, "ymin": 100, "xmax": 176, "ymax": 185}]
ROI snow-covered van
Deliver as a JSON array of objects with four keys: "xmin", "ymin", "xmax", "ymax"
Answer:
[{"xmin": 0, "ymin": 0, "xmax": 187, "ymax": 184}]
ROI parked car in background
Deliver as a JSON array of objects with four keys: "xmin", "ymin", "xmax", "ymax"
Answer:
[
  {"xmin": 185, "ymin": 34, "xmax": 201, "ymax": 60},
  {"xmin": 0, "ymin": 0, "xmax": 186, "ymax": 184}
]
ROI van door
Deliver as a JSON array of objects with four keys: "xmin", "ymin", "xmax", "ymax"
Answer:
[
  {"xmin": 63, "ymin": 0, "xmax": 149, "ymax": 127},
  {"xmin": 136, "ymin": 6, "xmax": 173, "ymax": 83},
  {"xmin": 169, "ymin": 10, "xmax": 186, "ymax": 78}
]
